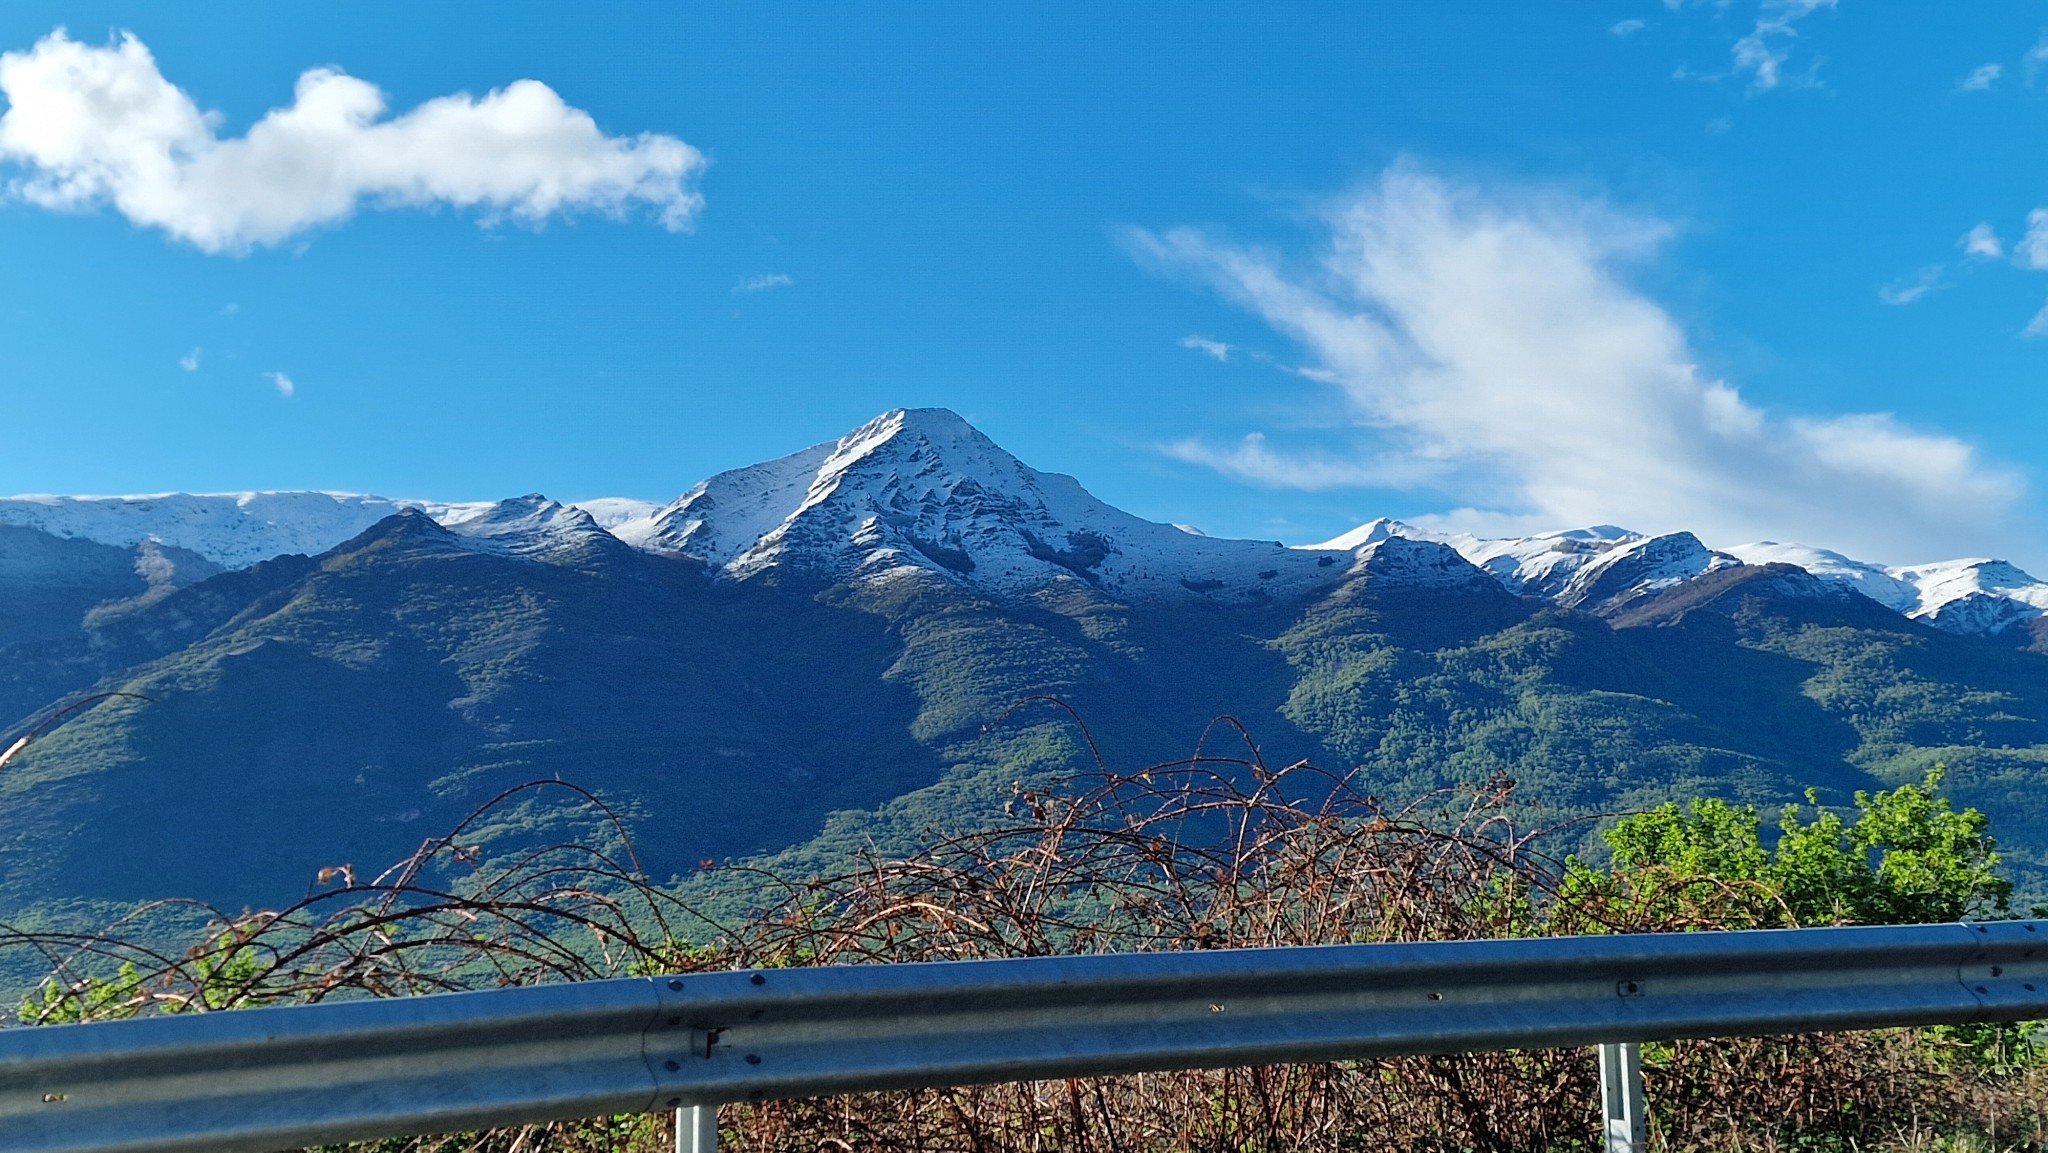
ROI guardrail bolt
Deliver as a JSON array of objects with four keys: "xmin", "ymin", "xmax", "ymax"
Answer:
[
  {"xmin": 1616, "ymin": 980, "xmax": 1644, "ymax": 997},
  {"xmin": 668, "ymin": 979, "xmax": 684, "ymax": 992}
]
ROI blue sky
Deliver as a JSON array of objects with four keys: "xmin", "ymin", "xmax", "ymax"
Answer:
[{"xmin": 1, "ymin": 3, "xmax": 2045, "ymax": 568}]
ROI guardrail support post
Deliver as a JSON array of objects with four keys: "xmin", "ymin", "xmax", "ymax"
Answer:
[
  {"xmin": 1598, "ymin": 1041, "xmax": 1646, "ymax": 1153},
  {"xmin": 676, "ymin": 1104, "xmax": 718, "ymax": 1152}
]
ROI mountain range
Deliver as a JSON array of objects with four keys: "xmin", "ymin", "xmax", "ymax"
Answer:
[
  {"xmin": 2, "ymin": 407, "xmax": 2046, "ymax": 955},
  {"xmin": 9, "ymin": 410, "xmax": 2043, "ymax": 639}
]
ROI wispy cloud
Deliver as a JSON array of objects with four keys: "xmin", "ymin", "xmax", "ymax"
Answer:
[
  {"xmin": 2027, "ymin": 35, "xmax": 2048, "ymax": 85},
  {"xmin": 1610, "ymin": 19, "xmax": 1647, "ymax": 38},
  {"xmin": 1879, "ymin": 265, "xmax": 1945, "ymax": 306},
  {"xmin": 1731, "ymin": 0, "xmax": 1836, "ymax": 94},
  {"xmin": 2015, "ymin": 209, "xmax": 2048, "ymax": 271},
  {"xmin": 265, "ymin": 371, "xmax": 295, "ymax": 398},
  {"xmin": 1159, "ymin": 433, "xmax": 1435, "ymax": 491},
  {"xmin": 1178, "ymin": 335, "xmax": 1233, "ymax": 362},
  {"xmin": 0, "ymin": 29, "xmax": 706, "ymax": 253},
  {"xmin": 734, "ymin": 272, "xmax": 794, "ymax": 294},
  {"xmin": 178, "ymin": 347, "xmax": 200, "ymax": 372},
  {"xmin": 1958, "ymin": 63, "xmax": 2004, "ymax": 92},
  {"xmin": 1132, "ymin": 163, "xmax": 2030, "ymax": 565},
  {"xmin": 1878, "ymin": 223, "xmax": 2009, "ymax": 308},
  {"xmin": 1962, "ymin": 222, "xmax": 2004, "ymax": 260}
]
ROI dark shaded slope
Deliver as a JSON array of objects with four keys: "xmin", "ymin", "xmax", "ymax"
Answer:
[
  {"xmin": 0, "ymin": 513, "xmax": 939, "ymax": 914},
  {"xmin": 0, "ymin": 528, "xmax": 232, "ymax": 720},
  {"xmin": 10, "ymin": 509, "xmax": 2048, "ymax": 925}
]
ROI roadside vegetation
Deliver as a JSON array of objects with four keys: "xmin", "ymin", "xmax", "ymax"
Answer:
[{"xmin": 3, "ymin": 713, "xmax": 2042, "ymax": 1152}]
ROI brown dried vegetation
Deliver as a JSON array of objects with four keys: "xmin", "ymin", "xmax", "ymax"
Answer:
[{"xmin": 4, "ymin": 716, "xmax": 2043, "ymax": 1152}]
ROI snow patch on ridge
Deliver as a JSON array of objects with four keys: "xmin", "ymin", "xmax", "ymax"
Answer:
[
  {"xmin": 571, "ymin": 498, "xmax": 662, "ymax": 532},
  {"xmin": 1723, "ymin": 542, "xmax": 1920, "ymax": 613},
  {"xmin": 439, "ymin": 496, "xmax": 625, "ymax": 563},
  {"xmin": 0, "ymin": 493, "xmax": 493, "ymax": 570}
]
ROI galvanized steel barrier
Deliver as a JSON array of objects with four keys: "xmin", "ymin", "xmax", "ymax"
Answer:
[{"xmin": 3, "ymin": 920, "xmax": 2045, "ymax": 1153}]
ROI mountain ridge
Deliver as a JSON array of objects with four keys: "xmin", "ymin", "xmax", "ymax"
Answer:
[{"xmin": 2, "ymin": 407, "xmax": 2043, "ymax": 638}]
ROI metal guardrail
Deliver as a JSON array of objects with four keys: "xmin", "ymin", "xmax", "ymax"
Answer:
[{"xmin": 2, "ymin": 920, "xmax": 2044, "ymax": 1153}]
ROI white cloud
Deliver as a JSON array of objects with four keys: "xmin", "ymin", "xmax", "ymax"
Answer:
[
  {"xmin": 2027, "ymin": 35, "xmax": 2048, "ymax": 85},
  {"xmin": 1159, "ymin": 433, "xmax": 1437, "ymax": 491},
  {"xmin": 1610, "ymin": 19, "xmax": 1647, "ymax": 37},
  {"xmin": 1132, "ymin": 163, "xmax": 2031, "ymax": 566},
  {"xmin": 1878, "ymin": 265, "xmax": 1944, "ymax": 306},
  {"xmin": 2024, "ymin": 300, "xmax": 2048, "ymax": 340},
  {"xmin": 2016, "ymin": 209, "xmax": 2048, "ymax": 270},
  {"xmin": 1961, "ymin": 222, "xmax": 2004, "ymax": 260},
  {"xmin": 1958, "ymin": 63, "xmax": 2003, "ymax": 92},
  {"xmin": 0, "ymin": 29, "xmax": 706, "ymax": 253},
  {"xmin": 1730, "ymin": 0, "xmax": 1836, "ymax": 93},
  {"xmin": 265, "ymin": 371, "xmax": 294, "ymax": 398},
  {"xmin": 734, "ymin": 272, "xmax": 793, "ymax": 294},
  {"xmin": 178, "ymin": 347, "xmax": 200, "ymax": 371},
  {"xmin": 1178, "ymin": 335, "xmax": 1233, "ymax": 362}
]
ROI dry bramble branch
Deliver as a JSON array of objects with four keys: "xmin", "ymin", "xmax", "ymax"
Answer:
[{"xmin": 0, "ymin": 703, "xmax": 2040, "ymax": 1151}]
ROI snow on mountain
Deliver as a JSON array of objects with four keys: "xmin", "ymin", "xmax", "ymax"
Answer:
[
  {"xmin": 1316, "ymin": 522, "xmax": 1732, "ymax": 612},
  {"xmin": 1445, "ymin": 526, "xmax": 1643, "ymax": 599},
  {"xmin": 1343, "ymin": 536, "xmax": 1501, "ymax": 593},
  {"xmin": 1888, "ymin": 558, "xmax": 2048, "ymax": 635},
  {"xmin": 1551, "ymin": 532, "xmax": 1739, "ymax": 613},
  {"xmin": 570, "ymin": 497, "xmax": 663, "ymax": 532},
  {"xmin": 0, "ymin": 493, "xmax": 492, "ymax": 570},
  {"xmin": 1306, "ymin": 517, "xmax": 1424, "ymax": 552},
  {"xmin": 625, "ymin": 436, "xmax": 839, "ymax": 561},
  {"xmin": 1336, "ymin": 520, "xmax": 2045, "ymax": 635},
  {"xmin": 1722, "ymin": 542, "xmax": 1920, "ymax": 613},
  {"xmin": 438, "ymin": 496, "xmax": 631, "ymax": 564},
  {"xmin": 630, "ymin": 407, "xmax": 1348, "ymax": 602},
  {"xmin": 1723, "ymin": 543, "xmax": 2048, "ymax": 634}
]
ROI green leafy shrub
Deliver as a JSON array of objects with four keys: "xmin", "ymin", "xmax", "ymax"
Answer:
[{"xmin": 1578, "ymin": 768, "xmax": 2010, "ymax": 931}]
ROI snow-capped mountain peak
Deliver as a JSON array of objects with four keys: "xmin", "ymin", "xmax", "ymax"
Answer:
[
  {"xmin": 1435, "ymin": 525, "xmax": 1645, "ymax": 598},
  {"xmin": 1346, "ymin": 536, "xmax": 1500, "ymax": 592},
  {"xmin": 1305, "ymin": 517, "xmax": 1428, "ymax": 552},
  {"xmin": 437, "ymin": 495, "xmax": 626, "ymax": 563},
  {"xmin": 1555, "ymin": 531, "xmax": 1738, "ymax": 613},
  {"xmin": 1888, "ymin": 557, "xmax": 2048, "ymax": 634},
  {"xmin": 631, "ymin": 407, "xmax": 1344, "ymax": 602}
]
